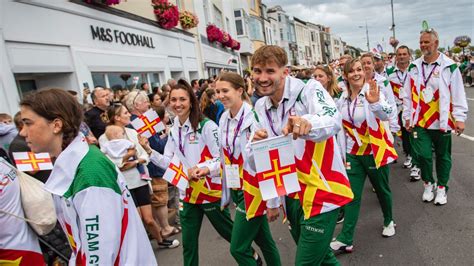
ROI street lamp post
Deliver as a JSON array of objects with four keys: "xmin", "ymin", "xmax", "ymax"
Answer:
[
  {"xmin": 359, "ymin": 21, "xmax": 370, "ymax": 52},
  {"xmin": 390, "ymin": 0, "xmax": 396, "ymax": 52}
]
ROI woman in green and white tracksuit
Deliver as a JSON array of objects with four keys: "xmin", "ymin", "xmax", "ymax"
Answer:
[
  {"xmin": 331, "ymin": 58, "xmax": 398, "ymax": 253},
  {"xmin": 148, "ymin": 80, "xmax": 233, "ymax": 266},
  {"xmin": 215, "ymin": 72, "xmax": 281, "ymax": 266}
]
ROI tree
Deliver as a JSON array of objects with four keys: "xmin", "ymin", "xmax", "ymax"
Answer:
[
  {"xmin": 451, "ymin": 46, "xmax": 462, "ymax": 54},
  {"xmin": 438, "ymin": 47, "xmax": 445, "ymax": 53},
  {"xmin": 414, "ymin": 49, "xmax": 422, "ymax": 59}
]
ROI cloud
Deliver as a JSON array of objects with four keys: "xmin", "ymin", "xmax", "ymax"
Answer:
[{"xmin": 263, "ymin": 0, "xmax": 474, "ymax": 52}]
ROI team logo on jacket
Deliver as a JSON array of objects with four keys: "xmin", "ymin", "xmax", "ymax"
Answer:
[{"xmin": 189, "ymin": 133, "xmax": 196, "ymax": 142}]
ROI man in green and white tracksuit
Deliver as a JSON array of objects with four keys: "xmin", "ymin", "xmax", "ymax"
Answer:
[{"xmin": 402, "ymin": 29, "xmax": 468, "ymax": 205}]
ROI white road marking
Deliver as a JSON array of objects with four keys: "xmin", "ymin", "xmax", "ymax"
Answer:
[
  {"xmin": 467, "ymin": 98, "xmax": 474, "ymax": 101},
  {"xmin": 457, "ymin": 133, "xmax": 474, "ymax": 142}
]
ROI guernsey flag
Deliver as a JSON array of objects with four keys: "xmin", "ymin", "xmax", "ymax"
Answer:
[
  {"xmin": 184, "ymin": 145, "xmax": 222, "ymax": 204},
  {"xmin": 163, "ymin": 155, "xmax": 189, "ymax": 191},
  {"xmin": 131, "ymin": 109, "xmax": 165, "ymax": 138},
  {"xmin": 367, "ymin": 118, "xmax": 398, "ymax": 168},
  {"xmin": 13, "ymin": 152, "xmax": 53, "ymax": 172},
  {"xmin": 253, "ymin": 136, "xmax": 300, "ymax": 201},
  {"xmin": 296, "ymin": 138, "xmax": 353, "ymax": 219}
]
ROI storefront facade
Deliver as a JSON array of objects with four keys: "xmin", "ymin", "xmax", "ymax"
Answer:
[{"xmin": 0, "ymin": 0, "xmax": 201, "ymax": 114}]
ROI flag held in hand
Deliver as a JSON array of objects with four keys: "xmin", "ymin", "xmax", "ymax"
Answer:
[
  {"xmin": 131, "ymin": 109, "xmax": 165, "ymax": 138},
  {"xmin": 13, "ymin": 152, "xmax": 53, "ymax": 172},
  {"xmin": 163, "ymin": 155, "xmax": 189, "ymax": 190},
  {"xmin": 251, "ymin": 135, "xmax": 300, "ymax": 200}
]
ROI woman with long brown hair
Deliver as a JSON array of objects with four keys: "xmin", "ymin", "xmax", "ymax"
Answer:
[
  {"xmin": 216, "ymin": 72, "xmax": 281, "ymax": 266},
  {"xmin": 144, "ymin": 80, "xmax": 233, "ymax": 266},
  {"xmin": 314, "ymin": 65, "xmax": 342, "ymax": 99},
  {"xmin": 98, "ymin": 103, "xmax": 179, "ymax": 249},
  {"xmin": 19, "ymin": 88, "xmax": 156, "ymax": 265}
]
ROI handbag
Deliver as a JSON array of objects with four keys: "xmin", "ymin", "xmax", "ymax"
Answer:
[{"xmin": 17, "ymin": 170, "xmax": 57, "ymax": 235}]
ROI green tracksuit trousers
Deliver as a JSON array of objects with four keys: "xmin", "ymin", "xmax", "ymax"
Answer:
[
  {"xmin": 412, "ymin": 127, "xmax": 452, "ymax": 188},
  {"xmin": 336, "ymin": 154, "xmax": 393, "ymax": 245},
  {"xmin": 180, "ymin": 201, "xmax": 233, "ymax": 266},
  {"xmin": 286, "ymin": 195, "xmax": 303, "ymax": 243},
  {"xmin": 229, "ymin": 190, "xmax": 281, "ymax": 266},
  {"xmin": 295, "ymin": 208, "xmax": 340, "ymax": 266}
]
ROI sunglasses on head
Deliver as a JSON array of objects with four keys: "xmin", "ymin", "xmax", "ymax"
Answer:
[{"xmin": 420, "ymin": 28, "xmax": 435, "ymax": 34}]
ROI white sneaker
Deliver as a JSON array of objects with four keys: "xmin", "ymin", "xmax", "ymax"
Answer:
[
  {"xmin": 422, "ymin": 182, "xmax": 436, "ymax": 202},
  {"xmin": 410, "ymin": 166, "xmax": 421, "ymax": 182},
  {"xmin": 330, "ymin": 239, "xmax": 353, "ymax": 253},
  {"xmin": 434, "ymin": 186, "xmax": 447, "ymax": 205},
  {"xmin": 403, "ymin": 155, "xmax": 412, "ymax": 168},
  {"xmin": 382, "ymin": 221, "xmax": 396, "ymax": 237}
]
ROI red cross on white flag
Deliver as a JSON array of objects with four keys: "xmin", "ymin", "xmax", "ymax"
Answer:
[
  {"xmin": 131, "ymin": 109, "xmax": 165, "ymax": 138},
  {"xmin": 251, "ymin": 135, "xmax": 300, "ymax": 200},
  {"xmin": 163, "ymin": 155, "xmax": 189, "ymax": 190},
  {"xmin": 13, "ymin": 152, "xmax": 53, "ymax": 172}
]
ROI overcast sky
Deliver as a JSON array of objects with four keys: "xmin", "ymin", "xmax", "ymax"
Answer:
[{"xmin": 262, "ymin": 0, "xmax": 473, "ymax": 53}]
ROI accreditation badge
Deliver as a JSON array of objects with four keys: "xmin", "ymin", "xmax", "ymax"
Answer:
[
  {"xmin": 225, "ymin": 164, "xmax": 241, "ymax": 188},
  {"xmin": 422, "ymin": 87, "xmax": 434, "ymax": 103}
]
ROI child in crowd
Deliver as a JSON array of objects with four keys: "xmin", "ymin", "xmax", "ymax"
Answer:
[{"xmin": 101, "ymin": 125, "xmax": 151, "ymax": 180}]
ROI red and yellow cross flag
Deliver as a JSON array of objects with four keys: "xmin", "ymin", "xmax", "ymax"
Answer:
[
  {"xmin": 12, "ymin": 152, "xmax": 53, "ymax": 172},
  {"xmin": 163, "ymin": 155, "xmax": 189, "ymax": 190},
  {"xmin": 130, "ymin": 109, "xmax": 165, "ymax": 138},
  {"xmin": 368, "ymin": 118, "xmax": 398, "ymax": 168},
  {"xmin": 252, "ymin": 135, "xmax": 300, "ymax": 201}
]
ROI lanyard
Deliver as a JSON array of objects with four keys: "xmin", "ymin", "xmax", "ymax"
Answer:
[
  {"xmin": 178, "ymin": 127, "xmax": 185, "ymax": 154},
  {"xmin": 265, "ymin": 100, "xmax": 285, "ymax": 136},
  {"xmin": 396, "ymin": 70, "xmax": 407, "ymax": 87},
  {"xmin": 347, "ymin": 97, "xmax": 358, "ymax": 127},
  {"xmin": 225, "ymin": 111, "xmax": 245, "ymax": 161},
  {"xmin": 422, "ymin": 62, "xmax": 438, "ymax": 87}
]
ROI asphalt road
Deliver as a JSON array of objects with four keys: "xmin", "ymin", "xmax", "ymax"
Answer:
[{"xmin": 155, "ymin": 86, "xmax": 474, "ymax": 266}]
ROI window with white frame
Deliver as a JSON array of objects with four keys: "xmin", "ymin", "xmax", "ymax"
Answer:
[
  {"xmin": 234, "ymin": 9, "xmax": 245, "ymax": 36},
  {"xmin": 213, "ymin": 5, "xmax": 223, "ymax": 29},
  {"xmin": 249, "ymin": 16, "xmax": 264, "ymax": 41}
]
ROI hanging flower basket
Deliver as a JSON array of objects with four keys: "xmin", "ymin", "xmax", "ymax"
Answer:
[
  {"xmin": 179, "ymin": 10, "xmax": 199, "ymax": 30},
  {"xmin": 206, "ymin": 24, "xmax": 223, "ymax": 43},
  {"xmin": 152, "ymin": 0, "xmax": 179, "ymax": 30},
  {"xmin": 231, "ymin": 39, "xmax": 240, "ymax": 51}
]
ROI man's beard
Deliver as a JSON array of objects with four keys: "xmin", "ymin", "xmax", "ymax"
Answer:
[{"xmin": 254, "ymin": 79, "xmax": 280, "ymax": 96}]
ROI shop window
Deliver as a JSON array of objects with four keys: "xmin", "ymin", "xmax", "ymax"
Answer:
[
  {"xmin": 92, "ymin": 73, "xmax": 106, "ymax": 88},
  {"xmin": 189, "ymin": 71, "xmax": 199, "ymax": 81},
  {"xmin": 16, "ymin": 80, "xmax": 37, "ymax": 98},
  {"xmin": 171, "ymin": 71, "xmax": 183, "ymax": 80}
]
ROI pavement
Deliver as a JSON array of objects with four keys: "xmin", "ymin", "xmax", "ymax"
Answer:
[{"xmin": 155, "ymin": 86, "xmax": 474, "ymax": 266}]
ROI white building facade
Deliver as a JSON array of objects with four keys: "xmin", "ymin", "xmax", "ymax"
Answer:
[{"xmin": 0, "ymin": 0, "xmax": 240, "ymax": 114}]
